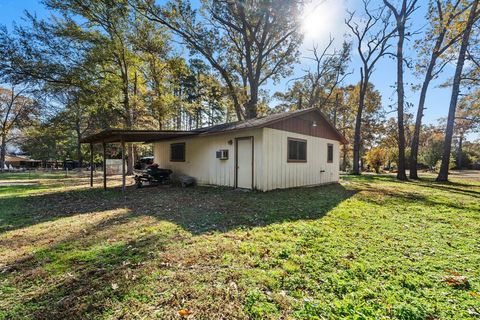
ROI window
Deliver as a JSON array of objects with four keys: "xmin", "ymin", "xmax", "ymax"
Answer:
[
  {"xmin": 327, "ymin": 144, "xmax": 334, "ymax": 163},
  {"xmin": 170, "ymin": 143, "xmax": 185, "ymax": 162},
  {"xmin": 287, "ymin": 138, "xmax": 307, "ymax": 162}
]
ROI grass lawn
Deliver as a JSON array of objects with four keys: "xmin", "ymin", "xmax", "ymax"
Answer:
[{"xmin": 0, "ymin": 172, "xmax": 479, "ymax": 319}]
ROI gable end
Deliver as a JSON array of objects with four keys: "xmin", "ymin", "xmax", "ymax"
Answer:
[{"xmin": 265, "ymin": 110, "xmax": 347, "ymax": 143}]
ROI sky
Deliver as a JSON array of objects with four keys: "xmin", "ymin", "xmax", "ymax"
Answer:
[{"xmin": 0, "ymin": 0, "xmax": 477, "ymax": 141}]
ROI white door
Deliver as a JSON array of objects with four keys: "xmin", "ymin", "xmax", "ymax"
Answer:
[{"xmin": 236, "ymin": 137, "xmax": 253, "ymax": 189}]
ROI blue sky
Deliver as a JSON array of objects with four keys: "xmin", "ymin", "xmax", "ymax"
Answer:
[{"xmin": 0, "ymin": 0, "xmax": 477, "ymax": 140}]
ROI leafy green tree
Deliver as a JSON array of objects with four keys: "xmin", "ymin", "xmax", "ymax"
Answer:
[
  {"xmin": 437, "ymin": 0, "xmax": 479, "ymax": 181},
  {"xmin": 19, "ymin": 115, "xmax": 77, "ymax": 163},
  {"xmin": 421, "ymin": 135, "xmax": 444, "ymax": 169},
  {"xmin": 410, "ymin": 0, "xmax": 468, "ymax": 179},
  {"xmin": 454, "ymin": 90, "xmax": 480, "ymax": 168},
  {"xmin": 135, "ymin": 0, "xmax": 304, "ymax": 119},
  {"xmin": 0, "ymin": 87, "xmax": 39, "ymax": 171},
  {"xmin": 0, "ymin": 11, "xmax": 118, "ymax": 166},
  {"xmin": 365, "ymin": 147, "xmax": 388, "ymax": 173},
  {"xmin": 42, "ymin": 0, "xmax": 147, "ymax": 173}
]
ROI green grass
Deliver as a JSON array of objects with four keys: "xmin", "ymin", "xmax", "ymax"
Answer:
[
  {"xmin": 0, "ymin": 171, "xmax": 68, "ymax": 180},
  {"xmin": 0, "ymin": 173, "xmax": 479, "ymax": 319}
]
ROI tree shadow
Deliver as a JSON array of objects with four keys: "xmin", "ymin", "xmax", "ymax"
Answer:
[
  {"xmin": 345, "ymin": 175, "xmax": 478, "ymax": 211},
  {"xmin": 1, "ymin": 182, "xmax": 356, "ymax": 235},
  {"xmin": 1, "ymin": 183, "xmax": 357, "ymax": 319},
  {"xmin": 411, "ymin": 180, "xmax": 480, "ymax": 198},
  {"xmin": 10, "ymin": 232, "xmax": 166, "ymax": 319}
]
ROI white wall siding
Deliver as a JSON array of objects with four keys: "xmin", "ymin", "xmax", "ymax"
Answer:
[
  {"xmin": 153, "ymin": 127, "xmax": 340, "ymax": 191},
  {"xmin": 262, "ymin": 128, "xmax": 340, "ymax": 190},
  {"xmin": 153, "ymin": 129, "xmax": 264, "ymax": 189}
]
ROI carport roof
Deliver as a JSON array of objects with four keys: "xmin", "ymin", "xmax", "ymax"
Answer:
[{"xmin": 80, "ymin": 129, "xmax": 198, "ymax": 144}]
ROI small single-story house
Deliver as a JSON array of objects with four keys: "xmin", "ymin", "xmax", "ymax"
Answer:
[
  {"xmin": 154, "ymin": 108, "xmax": 347, "ymax": 191},
  {"xmin": 81, "ymin": 108, "xmax": 347, "ymax": 191}
]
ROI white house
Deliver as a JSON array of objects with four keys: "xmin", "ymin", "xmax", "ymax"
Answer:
[{"xmin": 152, "ymin": 108, "xmax": 347, "ymax": 191}]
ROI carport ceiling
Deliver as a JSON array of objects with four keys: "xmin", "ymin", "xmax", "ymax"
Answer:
[{"xmin": 80, "ymin": 129, "xmax": 198, "ymax": 144}]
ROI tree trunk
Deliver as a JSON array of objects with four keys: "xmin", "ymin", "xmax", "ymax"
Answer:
[
  {"xmin": 456, "ymin": 133, "xmax": 464, "ymax": 169},
  {"xmin": 0, "ymin": 133, "xmax": 6, "ymax": 172},
  {"xmin": 122, "ymin": 77, "xmax": 134, "ymax": 175},
  {"xmin": 75, "ymin": 123, "xmax": 83, "ymax": 171},
  {"xmin": 245, "ymin": 85, "xmax": 258, "ymax": 119},
  {"xmin": 410, "ymin": 38, "xmax": 444, "ymax": 179},
  {"xmin": 410, "ymin": 8, "xmax": 453, "ymax": 179},
  {"xmin": 342, "ymin": 145, "xmax": 348, "ymax": 171},
  {"xmin": 76, "ymin": 136, "xmax": 83, "ymax": 171},
  {"xmin": 437, "ymin": 0, "xmax": 478, "ymax": 182},
  {"xmin": 352, "ymin": 110, "xmax": 362, "ymax": 175},
  {"xmin": 127, "ymin": 143, "xmax": 134, "ymax": 174},
  {"xmin": 410, "ymin": 73, "xmax": 433, "ymax": 179},
  {"xmin": 395, "ymin": 19, "xmax": 408, "ymax": 181},
  {"xmin": 353, "ymin": 73, "xmax": 367, "ymax": 175},
  {"xmin": 333, "ymin": 93, "xmax": 339, "ymax": 127}
]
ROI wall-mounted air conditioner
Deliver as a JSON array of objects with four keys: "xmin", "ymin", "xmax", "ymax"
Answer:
[{"xmin": 216, "ymin": 149, "xmax": 229, "ymax": 160}]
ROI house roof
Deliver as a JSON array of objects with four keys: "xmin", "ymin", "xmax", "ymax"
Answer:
[
  {"xmin": 193, "ymin": 108, "xmax": 348, "ymax": 143},
  {"xmin": 190, "ymin": 109, "xmax": 304, "ymax": 134},
  {"xmin": 80, "ymin": 108, "xmax": 348, "ymax": 144},
  {"xmin": 5, "ymin": 155, "xmax": 40, "ymax": 162}
]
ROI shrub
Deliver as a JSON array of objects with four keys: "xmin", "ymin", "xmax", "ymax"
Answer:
[{"xmin": 365, "ymin": 148, "xmax": 387, "ymax": 173}]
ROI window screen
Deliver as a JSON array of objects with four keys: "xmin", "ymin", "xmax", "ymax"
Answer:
[
  {"xmin": 288, "ymin": 138, "xmax": 307, "ymax": 162},
  {"xmin": 170, "ymin": 143, "xmax": 185, "ymax": 162},
  {"xmin": 327, "ymin": 144, "xmax": 334, "ymax": 163}
]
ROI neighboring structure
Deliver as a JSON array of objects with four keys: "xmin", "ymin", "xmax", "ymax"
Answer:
[
  {"xmin": 81, "ymin": 108, "xmax": 348, "ymax": 192},
  {"xmin": 153, "ymin": 108, "xmax": 347, "ymax": 191},
  {"xmin": 105, "ymin": 159, "xmax": 126, "ymax": 175},
  {"xmin": 4, "ymin": 154, "xmax": 41, "ymax": 169}
]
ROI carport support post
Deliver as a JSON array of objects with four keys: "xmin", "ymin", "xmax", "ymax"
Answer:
[
  {"xmin": 102, "ymin": 142, "xmax": 107, "ymax": 190},
  {"xmin": 121, "ymin": 138, "xmax": 126, "ymax": 194},
  {"xmin": 89, "ymin": 143, "xmax": 94, "ymax": 187}
]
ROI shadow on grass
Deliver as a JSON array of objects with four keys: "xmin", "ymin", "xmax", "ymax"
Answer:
[
  {"xmin": 1, "ymin": 182, "xmax": 356, "ymax": 235},
  {"xmin": 12, "ymin": 233, "xmax": 167, "ymax": 320},
  {"xmin": 412, "ymin": 181, "xmax": 480, "ymax": 197},
  {"xmin": 1, "ymin": 183, "xmax": 356, "ymax": 319},
  {"xmin": 341, "ymin": 174, "xmax": 479, "ymax": 211},
  {"xmin": 2, "ymin": 175, "xmax": 479, "ymax": 318},
  {"xmin": 0, "ymin": 185, "xmax": 119, "ymax": 233}
]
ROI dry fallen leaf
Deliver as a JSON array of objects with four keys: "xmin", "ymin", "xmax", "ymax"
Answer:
[
  {"xmin": 345, "ymin": 252, "xmax": 356, "ymax": 260},
  {"xmin": 111, "ymin": 283, "xmax": 118, "ymax": 290},
  {"xmin": 178, "ymin": 309, "xmax": 191, "ymax": 317},
  {"xmin": 442, "ymin": 274, "xmax": 469, "ymax": 289}
]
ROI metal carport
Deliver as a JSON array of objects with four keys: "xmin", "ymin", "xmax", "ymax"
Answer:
[{"xmin": 80, "ymin": 129, "xmax": 198, "ymax": 192}]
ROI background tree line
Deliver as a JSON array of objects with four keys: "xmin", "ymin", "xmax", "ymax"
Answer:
[{"xmin": 0, "ymin": 0, "xmax": 478, "ymax": 181}]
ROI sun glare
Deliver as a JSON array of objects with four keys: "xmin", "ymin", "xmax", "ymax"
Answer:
[{"xmin": 301, "ymin": 0, "xmax": 344, "ymax": 41}]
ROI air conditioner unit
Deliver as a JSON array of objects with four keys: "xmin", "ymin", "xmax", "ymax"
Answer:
[{"xmin": 216, "ymin": 149, "xmax": 229, "ymax": 160}]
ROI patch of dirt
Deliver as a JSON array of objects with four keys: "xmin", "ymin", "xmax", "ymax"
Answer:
[
  {"xmin": 0, "ymin": 181, "xmax": 39, "ymax": 186},
  {"xmin": 449, "ymin": 170, "xmax": 480, "ymax": 182}
]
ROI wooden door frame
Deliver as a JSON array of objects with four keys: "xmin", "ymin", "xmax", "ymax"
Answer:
[{"xmin": 235, "ymin": 136, "xmax": 254, "ymax": 189}]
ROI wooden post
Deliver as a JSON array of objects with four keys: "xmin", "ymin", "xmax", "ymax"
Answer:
[
  {"xmin": 102, "ymin": 142, "xmax": 107, "ymax": 190},
  {"xmin": 90, "ymin": 143, "xmax": 94, "ymax": 187},
  {"xmin": 121, "ymin": 138, "xmax": 126, "ymax": 194}
]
